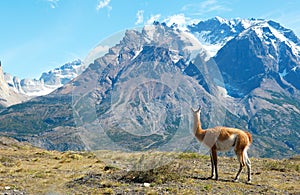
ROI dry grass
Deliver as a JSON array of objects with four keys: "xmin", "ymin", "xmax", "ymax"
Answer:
[{"xmin": 0, "ymin": 137, "xmax": 299, "ymax": 194}]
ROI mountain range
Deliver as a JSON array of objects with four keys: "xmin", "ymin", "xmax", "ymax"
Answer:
[
  {"xmin": 0, "ymin": 17, "xmax": 299, "ymax": 159},
  {"xmin": 0, "ymin": 59, "xmax": 84, "ymax": 106}
]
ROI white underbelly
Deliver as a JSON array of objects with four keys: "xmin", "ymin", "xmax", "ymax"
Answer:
[{"xmin": 215, "ymin": 134, "xmax": 237, "ymax": 151}]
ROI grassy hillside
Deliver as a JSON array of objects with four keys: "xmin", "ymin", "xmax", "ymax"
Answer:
[
  {"xmin": 0, "ymin": 95, "xmax": 74, "ymax": 135},
  {"xmin": 0, "ymin": 136, "xmax": 299, "ymax": 194}
]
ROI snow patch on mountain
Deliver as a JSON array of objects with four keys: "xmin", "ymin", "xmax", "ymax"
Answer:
[
  {"xmin": 292, "ymin": 66, "xmax": 299, "ymax": 71},
  {"xmin": 191, "ymin": 31, "xmax": 225, "ymax": 56},
  {"xmin": 279, "ymin": 68, "xmax": 288, "ymax": 77}
]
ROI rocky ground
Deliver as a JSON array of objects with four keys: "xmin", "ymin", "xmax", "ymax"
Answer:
[{"xmin": 0, "ymin": 136, "xmax": 299, "ymax": 194}]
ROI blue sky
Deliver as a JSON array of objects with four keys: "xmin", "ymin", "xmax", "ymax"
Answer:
[{"xmin": 1, "ymin": 0, "xmax": 300, "ymax": 79}]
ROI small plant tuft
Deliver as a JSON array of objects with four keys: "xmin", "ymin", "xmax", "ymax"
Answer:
[{"xmin": 120, "ymin": 163, "xmax": 184, "ymax": 184}]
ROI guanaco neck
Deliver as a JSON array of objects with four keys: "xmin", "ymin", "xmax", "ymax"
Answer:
[{"xmin": 193, "ymin": 112, "xmax": 206, "ymax": 141}]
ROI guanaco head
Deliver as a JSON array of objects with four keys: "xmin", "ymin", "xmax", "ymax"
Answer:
[{"xmin": 191, "ymin": 105, "xmax": 201, "ymax": 115}]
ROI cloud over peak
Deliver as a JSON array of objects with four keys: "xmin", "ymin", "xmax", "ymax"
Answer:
[
  {"xmin": 135, "ymin": 10, "xmax": 144, "ymax": 25},
  {"xmin": 182, "ymin": 0, "xmax": 231, "ymax": 16},
  {"xmin": 146, "ymin": 14, "xmax": 161, "ymax": 25}
]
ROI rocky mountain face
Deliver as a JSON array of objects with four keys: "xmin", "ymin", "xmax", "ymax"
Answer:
[
  {"xmin": 0, "ymin": 65, "xmax": 28, "ymax": 107},
  {"xmin": 189, "ymin": 17, "xmax": 300, "ymax": 156},
  {"xmin": 0, "ymin": 17, "xmax": 299, "ymax": 158},
  {"xmin": 212, "ymin": 20, "xmax": 300, "ymax": 97}
]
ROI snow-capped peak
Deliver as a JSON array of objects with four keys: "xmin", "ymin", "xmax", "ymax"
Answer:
[
  {"xmin": 186, "ymin": 17, "xmax": 300, "ymax": 58},
  {"xmin": 40, "ymin": 59, "xmax": 84, "ymax": 85},
  {"xmin": 5, "ymin": 59, "xmax": 84, "ymax": 97},
  {"xmin": 238, "ymin": 20, "xmax": 300, "ymax": 58},
  {"xmin": 215, "ymin": 16, "xmax": 228, "ymax": 24}
]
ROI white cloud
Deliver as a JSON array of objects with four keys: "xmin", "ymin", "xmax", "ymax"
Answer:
[
  {"xmin": 154, "ymin": 14, "xmax": 200, "ymax": 31},
  {"xmin": 182, "ymin": 0, "xmax": 231, "ymax": 16},
  {"xmin": 146, "ymin": 14, "xmax": 161, "ymax": 25},
  {"xmin": 96, "ymin": 0, "xmax": 112, "ymax": 12},
  {"xmin": 162, "ymin": 14, "xmax": 193, "ymax": 30},
  {"xmin": 47, "ymin": 0, "xmax": 59, "ymax": 9},
  {"xmin": 135, "ymin": 10, "xmax": 144, "ymax": 25},
  {"xmin": 144, "ymin": 14, "xmax": 199, "ymax": 30}
]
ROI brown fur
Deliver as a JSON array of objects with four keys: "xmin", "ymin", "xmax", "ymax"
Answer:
[
  {"xmin": 245, "ymin": 131, "xmax": 252, "ymax": 144},
  {"xmin": 234, "ymin": 133, "xmax": 249, "ymax": 166},
  {"xmin": 216, "ymin": 127, "xmax": 239, "ymax": 141},
  {"xmin": 195, "ymin": 128, "xmax": 206, "ymax": 141}
]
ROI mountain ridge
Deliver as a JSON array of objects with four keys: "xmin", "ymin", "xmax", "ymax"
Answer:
[
  {"xmin": 0, "ymin": 17, "xmax": 299, "ymax": 159},
  {"xmin": 0, "ymin": 65, "xmax": 28, "ymax": 107}
]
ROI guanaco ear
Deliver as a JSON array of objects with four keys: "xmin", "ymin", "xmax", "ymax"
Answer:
[{"xmin": 196, "ymin": 105, "xmax": 202, "ymax": 112}]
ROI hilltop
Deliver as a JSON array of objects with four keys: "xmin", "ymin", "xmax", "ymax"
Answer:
[{"xmin": 0, "ymin": 136, "xmax": 299, "ymax": 194}]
